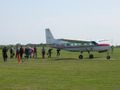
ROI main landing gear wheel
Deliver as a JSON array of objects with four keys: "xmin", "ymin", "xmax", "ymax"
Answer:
[
  {"xmin": 79, "ymin": 55, "xmax": 83, "ymax": 59},
  {"xmin": 89, "ymin": 54, "xmax": 94, "ymax": 59},
  {"xmin": 106, "ymin": 55, "xmax": 111, "ymax": 60}
]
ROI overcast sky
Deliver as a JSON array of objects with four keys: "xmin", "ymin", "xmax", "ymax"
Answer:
[{"xmin": 0, "ymin": 0, "xmax": 119, "ymax": 45}]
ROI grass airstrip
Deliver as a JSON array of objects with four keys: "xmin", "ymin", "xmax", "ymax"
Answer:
[{"xmin": 0, "ymin": 47, "xmax": 120, "ymax": 90}]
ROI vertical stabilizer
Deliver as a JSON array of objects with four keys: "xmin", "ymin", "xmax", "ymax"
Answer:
[{"xmin": 45, "ymin": 28, "xmax": 55, "ymax": 44}]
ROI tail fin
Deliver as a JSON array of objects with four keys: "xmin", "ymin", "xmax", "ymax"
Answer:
[{"xmin": 45, "ymin": 28, "xmax": 55, "ymax": 44}]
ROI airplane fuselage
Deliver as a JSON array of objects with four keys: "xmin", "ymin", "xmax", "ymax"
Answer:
[{"xmin": 48, "ymin": 40, "xmax": 111, "ymax": 52}]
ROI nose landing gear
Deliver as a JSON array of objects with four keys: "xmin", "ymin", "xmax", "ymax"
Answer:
[{"xmin": 106, "ymin": 51, "xmax": 111, "ymax": 60}]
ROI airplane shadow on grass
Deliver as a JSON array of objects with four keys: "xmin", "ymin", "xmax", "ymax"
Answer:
[{"xmin": 54, "ymin": 58, "xmax": 78, "ymax": 61}]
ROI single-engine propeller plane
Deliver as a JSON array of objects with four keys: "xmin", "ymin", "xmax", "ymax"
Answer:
[{"xmin": 45, "ymin": 28, "xmax": 111, "ymax": 59}]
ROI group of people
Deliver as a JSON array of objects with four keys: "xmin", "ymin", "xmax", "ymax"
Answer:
[
  {"xmin": 41, "ymin": 47, "xmax": 61, "ymax": 59},
  {"xmin": 2, "ymin": 46, "xmax": 37, "ymax": 62},
  {"xmin": 2, "ymin": 46, "xmax": 61, "ymax": 63}
]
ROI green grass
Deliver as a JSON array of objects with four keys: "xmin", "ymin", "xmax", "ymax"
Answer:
[{"xmin": 0, "ymin": 48, "xmax": 120, "ymax": 90}]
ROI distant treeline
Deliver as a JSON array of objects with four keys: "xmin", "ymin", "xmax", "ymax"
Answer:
[
  {"xmin": 0, "ymin": 43, "xmax": 47, "ymax": 49},
  {"xmin": 116, "ymin": 45, "xmax": 120, "ymax": 48}
]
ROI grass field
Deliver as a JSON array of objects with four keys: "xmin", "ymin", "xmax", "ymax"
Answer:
[{"xmin": 0, "ymin": 47, "xmax": 120, "ymax": 90}]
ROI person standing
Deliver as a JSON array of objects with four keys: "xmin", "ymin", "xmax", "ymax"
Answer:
[
  {"xmin": 33, "ymin": 46, "xmax": 37, "ymax": 58},
  {"xmin": 25, "ymin": 47, "xmax": 29, "ymax": 59},
  {"xmin": 10, "ymin": 47, "xmax": 14, "ymax": 58},
  {"xmin": 56, "ymin": 48, "xmax": 61, "ymax": 57},
  {"xmin": 42, "ymin": 46, "xmax": 46, "ymax": 59},
  {"xmin": 111, "ymin": 45, "xmax": 114, "ymax": 54},
  {"xmin": 47, "ymin": 49, "xmax": 52, "ymax": 58},
  {"xmin": 16, "ymin": 47, "xmax": 21, "ymax": 64},
  {"xmin": 2, "ymin": 47, "xmax": 8, "ymax": 62},
  {"xmin": 20, "ymin": 46, "xmax": 23, "ymax": 59}
]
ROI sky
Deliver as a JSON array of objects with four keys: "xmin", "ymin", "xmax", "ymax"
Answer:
[{"xmin": 0, "ymin": 0, "xmax": 119, "ymax": 45}]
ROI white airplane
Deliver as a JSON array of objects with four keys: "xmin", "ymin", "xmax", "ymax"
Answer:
[{"xmin": 45, "ymin": 28, "xmax": 111, "ymax": 59}]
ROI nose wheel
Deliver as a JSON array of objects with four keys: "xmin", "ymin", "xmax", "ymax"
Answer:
[{"xmin": 106, "ymin": 51, "xmax": 111, "ymax": 60}]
